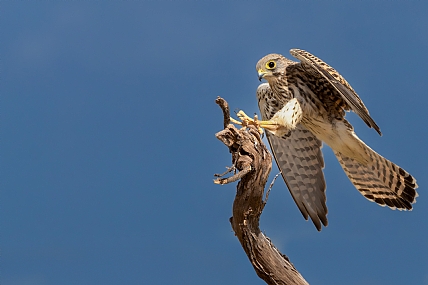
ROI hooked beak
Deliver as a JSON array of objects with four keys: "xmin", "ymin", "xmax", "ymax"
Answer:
[{"xmin": 258, "ymin": 69, "xmax": 267, "ymax": 81}]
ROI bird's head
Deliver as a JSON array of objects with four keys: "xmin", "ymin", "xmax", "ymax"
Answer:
[{"xmin": 256, "ymin": 53, "xmax": 289, "ymax": 83}]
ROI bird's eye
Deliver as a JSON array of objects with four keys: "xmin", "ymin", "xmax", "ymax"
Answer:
[{"xmin": 266, "ymin": 61, "xmax": 276, "ymax": 69}]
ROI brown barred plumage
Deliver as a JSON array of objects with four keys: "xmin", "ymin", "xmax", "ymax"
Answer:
[{"xmin": 252, "ymin": 49, "xmax": 418, "ymax": 231}]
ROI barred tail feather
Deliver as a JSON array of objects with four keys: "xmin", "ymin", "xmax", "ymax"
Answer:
[{"xmin": 334, "ymin": 148, "xmax": 418, "ymax": 210}]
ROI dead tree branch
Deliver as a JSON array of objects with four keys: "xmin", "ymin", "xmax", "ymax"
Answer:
[{"xmin": 214, "ymin": 96, "xmax": 309, "ymax": 285}]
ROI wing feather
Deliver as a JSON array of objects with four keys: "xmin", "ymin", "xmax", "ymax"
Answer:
[
  {"xmin": 290, "ymin": 49, "xmax": 382, "ymax": 135},
  {"xmin": 266, "ymin": 128, "xmax": 327, "ymax": 230},
  {"xmin": 257, "ymin": 83, "xmax": 328, "ymax": 230}
]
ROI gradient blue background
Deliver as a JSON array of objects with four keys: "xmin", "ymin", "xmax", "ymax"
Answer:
[{"xmin": 2, "ymin": 2, "xmax": 428, "ymax": 284}]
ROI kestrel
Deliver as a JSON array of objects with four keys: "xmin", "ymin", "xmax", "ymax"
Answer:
[{"xmin": 233, "ymin": 49, "xmax": 418, "ymax": 231}]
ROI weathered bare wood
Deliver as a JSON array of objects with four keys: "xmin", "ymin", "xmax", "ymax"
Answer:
[{"xmin": 214, "ymin": 97, "xmax": 310, "ymax": 285}]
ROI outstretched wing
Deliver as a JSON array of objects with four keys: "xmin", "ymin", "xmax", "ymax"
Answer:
[
  {"xmin": 290, "ymin": 49, "xmax": 382, "ymax": 136},
  {"xmin": 257, "ymin": 83, "xmax": 328, "ymax": 231}
]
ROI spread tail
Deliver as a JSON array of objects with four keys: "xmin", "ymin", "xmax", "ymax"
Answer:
[{"xmin": 334, "ymin": 145, "xmax": 418, "ymax": 210}]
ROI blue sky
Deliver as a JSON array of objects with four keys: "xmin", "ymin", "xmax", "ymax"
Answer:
[{"xmin": 2, "ymin": 2, "xmax": 428, "ymax": 285}]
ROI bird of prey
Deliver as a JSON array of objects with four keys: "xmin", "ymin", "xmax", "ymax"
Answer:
[{"xmin": 232, "ymin": 49, "xmax": 418, "ymax": 231}]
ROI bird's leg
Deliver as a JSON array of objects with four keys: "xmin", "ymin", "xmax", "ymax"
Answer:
[
  {"xmin": 231, "ymin": 98, "xmax": 303, "ymax": 137},
  {"xmin": 269, "ymin": 98, "xmax": 303, "ymax": 137}
]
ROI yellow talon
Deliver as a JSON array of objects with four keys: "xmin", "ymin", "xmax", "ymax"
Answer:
[
  {"xmin": 229, "ymin": 117, "xmax": 243, "ymax": 125},
  {"xmin": 230, "ymin": 110, "xmax": 281, "ymax": 135},
  {"xmin": 230, "ymin": 110, "xmax": 265, "ymax": 134}
]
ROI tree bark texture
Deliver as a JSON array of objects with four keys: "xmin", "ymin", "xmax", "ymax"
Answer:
[{"xmin": 214, "ymin": 97, "xmax": 310, "ymax": 285}]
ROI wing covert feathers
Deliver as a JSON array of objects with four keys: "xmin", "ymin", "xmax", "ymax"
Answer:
[{"xmin": 290, "ymin": 49, "xmax": 382, "ymax": 136}]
